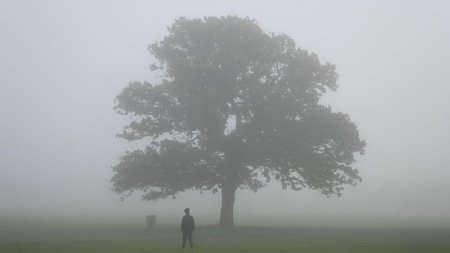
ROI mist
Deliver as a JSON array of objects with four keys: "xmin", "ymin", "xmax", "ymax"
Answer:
[{"xmin": 1, "ymin": 0, "xmax": 450, "ymax": 229}]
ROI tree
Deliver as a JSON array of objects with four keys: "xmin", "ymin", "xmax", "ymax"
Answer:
[{"xmin": 112, "ymin": 16, "xmax": 365, "ymax": 227}]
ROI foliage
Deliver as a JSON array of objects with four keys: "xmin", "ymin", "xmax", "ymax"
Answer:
[{"xmin": 112, "ymin": 16, "xmax": 365, "ymax": 206}]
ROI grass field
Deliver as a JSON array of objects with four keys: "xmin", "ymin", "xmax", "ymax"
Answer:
[{"xmin": 1, "ymin": 217, "xmax": 450, "ymax": 253}]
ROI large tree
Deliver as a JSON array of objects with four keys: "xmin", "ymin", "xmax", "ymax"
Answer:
[{"xmin": 112, "ymin": 16, "xmax": 365, "ymax": 227}]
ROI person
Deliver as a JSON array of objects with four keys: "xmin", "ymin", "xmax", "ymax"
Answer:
[{"xmin": 181, "ymin": 208, "xmax": 195, "ymax": 249}]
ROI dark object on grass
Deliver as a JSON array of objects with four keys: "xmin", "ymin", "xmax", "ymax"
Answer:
[{"xmin": 146, "ymin": 215, "xmax": 156, "ymax": 228}]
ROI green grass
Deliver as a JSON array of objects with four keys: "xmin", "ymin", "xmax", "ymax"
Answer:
[{"xmin": 1, "ymin": 218, "xmax": 450, "ymax": 252}]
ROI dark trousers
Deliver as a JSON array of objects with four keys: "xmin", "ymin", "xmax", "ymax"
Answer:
[{"xmin": 182, "ymin": 231, "xmax": 193, "ymax": 249}]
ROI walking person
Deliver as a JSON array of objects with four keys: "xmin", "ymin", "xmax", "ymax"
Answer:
[{"xmin": 181, "ymin": 208, "xmax": 195, "ymax": 249}]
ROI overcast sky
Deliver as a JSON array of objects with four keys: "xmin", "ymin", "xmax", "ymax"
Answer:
[{"xmin": 1, "ymin": 0, "xmax": 449, "ymax": 227}]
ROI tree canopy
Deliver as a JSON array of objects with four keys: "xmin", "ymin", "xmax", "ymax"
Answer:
[{"xmin": 112, "ymin": 16, "xmax": 365, "ymax": 227}]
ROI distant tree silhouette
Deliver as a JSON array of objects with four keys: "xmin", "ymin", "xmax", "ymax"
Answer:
[{"xmin": 112, "ymin": 16, "xmax": 366, "ymax": 227}]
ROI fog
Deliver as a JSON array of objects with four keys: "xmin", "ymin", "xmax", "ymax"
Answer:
[{"xmin": 1, "ymin": 0, "xmax": 449, "ymax": 228}]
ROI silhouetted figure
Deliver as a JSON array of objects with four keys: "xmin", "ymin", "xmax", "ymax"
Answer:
[{"xmin": 181, "ymin": 208, "xmax": 195, "ymax": 249}]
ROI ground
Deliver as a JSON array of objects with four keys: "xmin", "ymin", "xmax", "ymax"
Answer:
[{"xmin": 1, "ymin": 217, "xmax": 449, "ymax": 253}]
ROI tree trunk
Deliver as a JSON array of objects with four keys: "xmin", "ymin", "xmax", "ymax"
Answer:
[
  {"xmin": 219, "ymin": 140, "xmax": 241, "ymax": 227},
  {"xmin": 218, "ymin": 183, "xmax": 237, "ymax": 227}
]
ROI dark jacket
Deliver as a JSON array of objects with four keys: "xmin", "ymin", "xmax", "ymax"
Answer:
[{"xmin": 181, "ymin": 214, "xmax": 195, "ymax": 232}]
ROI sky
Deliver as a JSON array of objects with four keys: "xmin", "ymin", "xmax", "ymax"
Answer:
[{"xmin": 1, "ymin": 0, "xmax": 450, "ymax": 227}]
